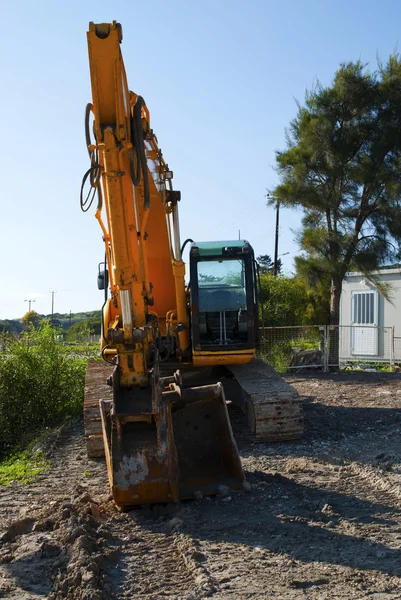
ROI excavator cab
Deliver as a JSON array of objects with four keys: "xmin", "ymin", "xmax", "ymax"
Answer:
[{"xmin": 190, "ymin": 240, "xmax": 257, "ymax": 366}]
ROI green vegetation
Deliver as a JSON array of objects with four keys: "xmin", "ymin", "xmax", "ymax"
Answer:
[
  {"xmin": 259, "ymin": 331, "xmax": 321, "ymax": 373},
  {"xmin": 0, "ymin": 445, "xmax": 50, "ymax": 486},
  {"xmin": 271, "ymin": 56, "xmax": 401, "ymax": 361},
  {"xmin": 21, "ymin": 310, "xmax": 41, "ymax": 328},
  {"xmin": 257, "ymin": 254, "xmax": 282, "ymax": 275},
  {"xmin": 259, "ymin": 273, "xmax": 309, "ymax": 326},
  {"xmin": 67, "ymin": 320, "xmax": 95, "ymax": 343},
  {"xmin": 0, "ymin": 310, "xmax": 101, "ymax": 337},
  {"xmin": 0, "ymin": 322, "xmax": 98, "ymax": 460},
  {"xmin": 0, "ymin": 319, "xmax": 23, "ymax": 334},
  {"xmin": 47, "ymin": 310, "xmax": 101, "ymax": 331}
]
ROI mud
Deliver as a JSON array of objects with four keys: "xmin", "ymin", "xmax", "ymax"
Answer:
[{"xmin": 1, "ymin": 370, "xmax": 401, "ymax": 599}]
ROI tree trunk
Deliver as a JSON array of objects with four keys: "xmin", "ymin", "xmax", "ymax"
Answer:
[{"xmin": 328, "ymin": 276, "xmax": 342, "ymax": 368}]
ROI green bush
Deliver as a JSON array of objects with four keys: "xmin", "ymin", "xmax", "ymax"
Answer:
[
  {"xmin": 260, "ymin": 340, "xmax": 293, "ymax": 373},
  {"xmin": 259, "ymin": 273, "xmax": 330, "ymax": 326},
  {"xmin": 0, "ymin": 322, "xmax": 96, "ymax": 457},
  {"xmin": 259, "ymin": 333, "xmax": 321, "ymax": 372},
  {"xmin": 259, "ymin": 274, "xmax": 309, "ymax": 326}
]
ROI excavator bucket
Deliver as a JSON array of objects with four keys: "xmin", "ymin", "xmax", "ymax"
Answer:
[
  {"xmin": 172, "ymin": 384, "xmax": 245, "ymax": 499},
  {"xmin": 99, "ymin": 371, "xmax": 244, "ymax": 506}
]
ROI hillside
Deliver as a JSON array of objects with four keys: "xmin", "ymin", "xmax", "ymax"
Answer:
[{"xmin": 0, "ymin": 310, "xmax": 101, "ymax": 334}]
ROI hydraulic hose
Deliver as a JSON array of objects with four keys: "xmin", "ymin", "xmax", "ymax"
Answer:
[
  {"xmin": 130, "ymin": 96, "xmax": 150, "ymax": 210},
  {"xmin": 85, "ymin": 103, "xmax": 94, "ymax": 157},
  {"xmin": 180, "ymin": 238, "xmax": 194, "ymax": 257},
  {"xmin": 81, "ymin": 103, "xmax": 102, "ymax": 212}
]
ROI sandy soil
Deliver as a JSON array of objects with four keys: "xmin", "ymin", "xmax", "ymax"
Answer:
[{"xmin": 1, "ymin": 370, "xmax": 401, "ymax": 599}]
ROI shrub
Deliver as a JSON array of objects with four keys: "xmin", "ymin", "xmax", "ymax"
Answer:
[
  {"xmin": 0, "ymin": 322, "xmax": 96, "ymax": 457},
  {"xmin": 259, "ymin": 274, "xmax": 309, "ymax": 326},
  {"xmin": 259, "ymin": 331, "xmax": 321, "ymax": 372}
]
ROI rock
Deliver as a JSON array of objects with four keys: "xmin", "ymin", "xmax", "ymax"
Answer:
[
  {"xmin": 222, "ymin": 496, "xmax": 232, "ymax": 503},
  {"xmin": 90, "ymin": 502, "xmax": 102, "ymax": 522},
  {"xmin": 0, "ymin": 518, "xmax": 35, "ymax": 542},
  {"xmin": 0, "ymin": 552, "xmax": 13, "ymax": 564},
  {"xmin": 75, "ymin": 536, "xmax": 96, "ymax": 552},
  {"xmin": 40, "ymin": 541, "xmax": 62, "ymax": 557},
  {"xmin": 62, "ymin": 508, "xmax": 71, "ymax": 520},
  {"xmin": 66, "ymin": 562, "xmax": 76, "ymax": 574},
  {"xmin": 70, "ymin": 525, "xmax": 88, "ymax": 542},
  {"xmin": 191, "ymin": 550, "xmax": 206, "ymax": 562},
  {"xmin": 168, "ymin": 517, "xmax": 184, "ymax": 532},
  {"xmin": 217, "ymin": 485, "xmax": 229, "ymax": 497},
  {"xmin": 79, "ymin": 492, "xmax": 92, "ymax": 504},
  {"xmin": 195, "ymin": 574, "xmax": 209, "ymax": 587},
  {"xmin": 193, "ymin": 490, "xmax": 203, "ymax": 501},
  {"xmin": 33, "ymin": 518, "xmax": 54, "ymax": 532},
  {"xmin": 74, "ymin": 485, "xmax": 86, "ymax": 497},
  {"xmin": 242, "ymin": 481, "xmax": 252, "ymax": 492}
]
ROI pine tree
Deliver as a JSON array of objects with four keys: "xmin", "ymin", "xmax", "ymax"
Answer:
[{"xmin": 272, "ymin": 57, "xmax": 401, "ymax": 363}]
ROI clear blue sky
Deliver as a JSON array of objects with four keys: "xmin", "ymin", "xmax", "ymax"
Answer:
[{"xmin": 2, "ymin": 0, "xmax": 400, "ymax": 318}]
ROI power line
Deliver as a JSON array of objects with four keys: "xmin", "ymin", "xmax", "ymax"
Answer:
[{"xmin": 206, "ymin": 206, "xmax": 265, "ymax": 237}]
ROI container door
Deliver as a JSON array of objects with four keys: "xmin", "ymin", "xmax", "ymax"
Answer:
[{"xmin": 351, "ymin": 291, "xmax": 378, "ymax": 356}]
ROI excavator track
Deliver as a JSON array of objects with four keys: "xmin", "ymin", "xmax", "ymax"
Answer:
[
  {"xmin": 84, "ymin": 362, "xmax": 113, "ymax": 458},
  {"xmin": 228, "ymin": 359, "xmax": 304, "ymax": 441}
]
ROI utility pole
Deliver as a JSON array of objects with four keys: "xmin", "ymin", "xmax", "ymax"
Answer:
[
  {"xmin": 266, "ymin": 193, "xmax": 281, "ymax": 276},
  {"xmin": 49, "ymin": 291, "xmax": 57, "ymax": 324},
  {"xmin": 273, "ymin": 198, "xmax": 280, "ymax": 276},
  {"xmin": 266, "ymin": 193, "xmax": 281, "ymax": 277},
  {"xmin": 24, "ymin": 298, "xmax": 36, "ymax": 312}
]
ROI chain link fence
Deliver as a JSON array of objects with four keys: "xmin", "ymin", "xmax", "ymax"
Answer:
[
  {"xmin": 259, "ymin": 325, "xmax": 398, "ymax": 372},
  {"xmin": 259, "ymin": 326, "xmax": 324, "ymax": 372}
]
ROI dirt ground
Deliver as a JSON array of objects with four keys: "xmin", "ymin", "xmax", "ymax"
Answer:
[{"xmin": 1, "ymin": 370, "xmax": 401, "ymax": 599}]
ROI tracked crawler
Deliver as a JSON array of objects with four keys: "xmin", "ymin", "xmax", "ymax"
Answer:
[{"xmin": 82, "ymin": 21, "xmax": 303, "ymax": 507}]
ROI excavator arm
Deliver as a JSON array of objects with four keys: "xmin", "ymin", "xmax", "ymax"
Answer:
[{"xmin": 86, "ymin": 21, "xmax": 189, "ymax": 384}]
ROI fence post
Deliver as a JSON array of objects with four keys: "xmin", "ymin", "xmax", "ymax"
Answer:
[
  {"xmin": 390, "ymin": 326, "xmax": 395, "ymax": 372},
  {"xmin": 321, "ymin": 325, "xmax": 329, "ymax": 372}
]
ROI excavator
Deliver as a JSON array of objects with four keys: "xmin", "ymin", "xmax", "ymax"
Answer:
[{"xmin": 82, "ymin": 21, "xmax": 303, "ymax": 507}]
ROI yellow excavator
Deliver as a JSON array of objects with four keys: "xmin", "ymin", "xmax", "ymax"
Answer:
[{"xmin": 82, "ymin": 21, "xmax": 303, "ymax": 507}]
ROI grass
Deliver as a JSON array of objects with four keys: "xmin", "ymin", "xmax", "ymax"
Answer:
[
  {"xmin": 341, "ymin": 361, "xmax": 396, "ymax": 372},
  {"xmin": 0, "ymin": 444, "xmax": 50, "ymax": 486}
]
